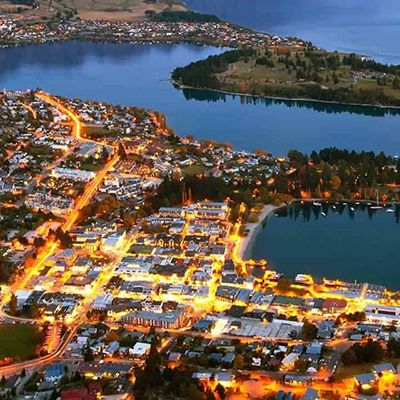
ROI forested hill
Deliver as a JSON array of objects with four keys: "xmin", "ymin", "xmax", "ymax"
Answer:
[{"xmin": 172, "ymin": 47, "xmax": 400, "ymax": 107}]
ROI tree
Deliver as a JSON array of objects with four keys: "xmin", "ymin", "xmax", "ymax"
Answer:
[
  {"xmin": 294, "ymin": 358, "xmax": 308, "ymax": 372},
  {"xmin": 9, "ymin": 294, "xmax": 17, "ymax": 316},
  {"xmin": 105, "ymin": 330, "xmax": 119, "ymax": 343},
  {"xmin": 341, "ymin": 349, "xmax": 358, "ymax": 366},
  {"xmin": 215, "ymin": 383, "xmax": 226, "ymax": 400},
  {"xmin": 341, "ymin": 339, "xmax": 384, "ymax": 365},
  {"xmin": 276, "ymin": 278, "xmax": 292, "ymax": 293},
  {"xmin": 60, "ymin": 375, "xmax": 70, "ymax": 386},
  {"xmin": 301, "ymin": 320, "xmax": 318, "ymax": 341},
  {"xmin": 234, "ymin": 354, "xmax": 244, "ymax": 370},
  {"xmin": 100, "ymin": 145, "xmax": 109, "ymax": 162},
  {"xmin": 28, "ymin": 300, "xmax": 40, "ymax": 319},
  {"xmin": 393, "ymin": 76, "xmax": 400, "ymax": 90},
  {"xmin": 118, "ymin": 143, "xmax": 128, "ymax": 160},
  {"xmin": 83, "ymin": 345, "xmax": 94, "ymax": 361},
  {"xmin": 72, "ymin": 371, "xmax": 82, "ymax": 382}
]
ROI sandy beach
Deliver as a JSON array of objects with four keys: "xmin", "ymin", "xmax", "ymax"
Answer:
[{"xmin": 238, "ymin": 203, "xmax": 284, "ymax": 261}]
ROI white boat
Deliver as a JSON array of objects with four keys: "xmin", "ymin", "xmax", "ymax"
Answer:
[
  {"xmin": 313, "ymin": 201, "xmax": 322, "ymax": 206},
  {"xmin": 356, "ymin": 202, "xmax": 360, "ymax": 205},
  {"xmin": 332, "ymin": 205, "xmax": 336, "ymax": 210},
  {"xmin": 370, "ymin": 206, "xmax": 383, "ymax": 210},
  {"xmin": 321, "ymin": 212, "xmax": 327, "ymax": 217},
  {"xmin": 386, "ymin": 208, "xmax": 395, "ymax": 213},
  {"xmin": 350, "ymin": 207, "xmax": 355, "ymax": 212},
  {"xmin": 343, "ymin": 202, "xmax": 347, "ymax": 206}
]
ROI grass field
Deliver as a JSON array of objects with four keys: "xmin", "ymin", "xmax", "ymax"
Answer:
[
  {"xmin": 181, "ymin": 164, "xmax": 206, "ymax": 177},
  {"xmin": 1, "ymin": 0, "xmax": 188, "ymax": 22},
  {"xmin": 0, "ymin": 324, "xmax": 44, "ymax": 361}
]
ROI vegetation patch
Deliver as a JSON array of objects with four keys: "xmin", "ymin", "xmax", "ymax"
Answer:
[{"xmin": 0, "ymin": 324, "xmax": 44, "ymax": 361}]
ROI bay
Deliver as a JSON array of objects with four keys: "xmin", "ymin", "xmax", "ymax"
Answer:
[
  {"xmin": 1, "ymin": 41, "xmax": 400, "ymax": 156},
  {"xmin": 247, "ymin": 203, "xmax": 400, "ymax": 290}
]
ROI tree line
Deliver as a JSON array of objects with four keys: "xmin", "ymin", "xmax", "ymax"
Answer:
[{"xmin": 172, "ymin": 48, "xmax": 257, "ymax": 89}]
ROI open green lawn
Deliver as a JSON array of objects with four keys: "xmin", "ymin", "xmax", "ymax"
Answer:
[
  {"xmin": 81, "ymin": 163, "xmax": 104, "ymax": 172},
  {"xmin": 181, "ymin": 164, "xmax": 207, "ymax": 177},
  {"xmin": 128, "ymin": 244, "xmax": 154, "ymax": 255},
  {"xmin": 0, "ymin": 324, "xmax": 44, "ymax": 361}
]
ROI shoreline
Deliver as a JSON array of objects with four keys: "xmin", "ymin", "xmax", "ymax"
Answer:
[
  {"xmin": 238, "ymin": 198, "xmax": 399, "ymax": 263},
  {"xmin": 238, "ymin": 202, "xmax": 290, "ymax": 261},
  {"xmin": 174, "ymin": 82, "xmax": 400, "ymax": 112}
]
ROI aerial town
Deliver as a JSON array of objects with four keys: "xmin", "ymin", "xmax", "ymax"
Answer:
[
  {"xmin": 0, "ymin": 14, "xmax": 307, "ymax": 49},
  {"xmin": 1, "ymin": 1, "xmax": 400, "ymax": 399},
  {"xmin": 0, "ymin": 87, "xmax": 399, "ymax": 400}
]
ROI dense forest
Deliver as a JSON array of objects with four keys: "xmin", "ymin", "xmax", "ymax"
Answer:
[
  {"xmin": 145, "ymin": 147, "xmax": 400, "ymax": 226},
  {"xmin": 256, "ymin": 84, "xmax": 400, "ymax": 107},
  {"xmin": 172, "ymin": 48, "xmax": 257, "ymax": 89},
  {"xmin": 272, "ymin": 147, "xmax": 400, "ymax": 200},
  {"xmin": 173, "ymin": 47, "xmax": 400, "ymax": 107},
  {"xmin": 7, "ymin": 0, "xmax": 35, "ymax": 5}
]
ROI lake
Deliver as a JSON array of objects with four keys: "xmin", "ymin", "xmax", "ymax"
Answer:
[
  {"xmin": 246, "ymin": 202, "xmax": 400, "ymax": 289},
  {"xmin": 1, "ymin": 41, "xmax": 400, "ymax": 156},
  {"xmin": 184, "ymin": 0, "xmax": 400, "ymax": 64}
]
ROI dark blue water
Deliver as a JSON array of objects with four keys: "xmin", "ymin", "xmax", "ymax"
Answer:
[
  {"xmin": 184, "ymin": 0, "xmax": 400, "ymax": 64},
  {"xmin": 247, "ymin": 203, "xmax": 400, "ymax": 289},
  {"xmin": 1, "ymin": 41, "xmax": 400, "ymax": 156}
]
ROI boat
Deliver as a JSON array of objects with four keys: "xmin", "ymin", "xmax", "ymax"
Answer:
[
  {"xmin": 313, "ymin": 201, "xmax": 322, "ymax": 206},
  {"xmin": 332, "ymin": 205, "xmax": 336, "ymax": 210},
  {"xmin": 350, "ymin": 207, "xmax": 355, "ymax": 212},
  {"xmin": 343, "ymin": 202, "xmax": 347, "ymax": 206},
  {"xmin": 386, "ymin": 208, "xmax": 395, "ymax": 213},
  {"xmin": 356, "ymin": 202, "xmax": 360, "ymax": 205},
  {"xmin": 370, "ymin": 189, "xmax": 383, "ymax": 210},
  {"xmin": 321, "ymin": 212, "xmax": 327, "ymax": 217}
]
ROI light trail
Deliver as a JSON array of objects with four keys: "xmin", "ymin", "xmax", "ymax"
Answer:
[{"xmin": 0, "ymin": 92, "xmax": 121, "ymax": 376}]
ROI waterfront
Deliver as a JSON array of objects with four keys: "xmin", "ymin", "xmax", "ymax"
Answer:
[
  {"xmin": 246, "ymin": 202, "xmax": 400, "ymax": 289},
  {"xmin": 1, "ymin": 41, "xmax": 400, "ymax": 155},
  {"xmin": 184, "ymin": 0, "xmax": 400, "ymax": 64}
]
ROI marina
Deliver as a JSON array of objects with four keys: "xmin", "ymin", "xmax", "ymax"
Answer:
[{"xmin": 246, "ymin": 201, "xmax": 400, "ymax": 290}]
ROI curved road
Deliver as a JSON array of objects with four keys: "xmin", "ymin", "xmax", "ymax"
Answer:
[{"xmin": 0, "ymin": 92, "xmax": 120, "ymax": 375}]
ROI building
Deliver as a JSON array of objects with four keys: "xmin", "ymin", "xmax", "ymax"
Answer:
[
  {"xmin": 354, "ymin": 373, "xmax": 378, "ymax": 391},
  {"xmin": 124, "ymin": 310, "xmax": 186, "ymax": 329},
  {"xmin": 321, "ymin": 298, "xmax": 347, "ymax": 314},
  {"xmin": 196, "ymin": 208, "xmax": 227, "ymax": 220},
  {"xmin": 45, "ymin": 363, "xmax": 65, "ymax": 382},
  {"xmin": 103, "ymin": 341, "xmax": 120, "ymax": 357},
  {"xmin": 364, "ymin": 304, "xmax": 400, "ymax": 325},
  {"xmin": 92, "ymin": 293, "xmax": 114, "ymax": 310},
  {"xmin": 159, "ymin": 207, "xmax": 185, "ymax": 218},
  {"xmin": 129, "ymin": 342, "xmax": 151, "ymax": 358},
  {"xmin": 372, "ymin": 363, "xmax": 396, "ymax": 375},
  {"xmin": 52, "ymin": 167, "xmax": 95, "ymax": 182}
]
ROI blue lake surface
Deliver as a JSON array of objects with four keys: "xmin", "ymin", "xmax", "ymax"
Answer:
[
  {"xmin": 2, "ymin": 2, "xmax": 400, "ymax": 288},
  {"xmin": 1, "ymin": 41, "xmax": 400, "ymax": 156},
  {"xmin": 184, "ymin": 0, "xmax": 400, "ymax": 64},
  {"xmin": 247, "ymin": 203, "xmax": 400, "ymax": 289}
]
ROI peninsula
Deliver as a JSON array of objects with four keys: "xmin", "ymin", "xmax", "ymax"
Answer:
[{"xmin": 172, "ymin": 47, "xmax": 400, "ymax": 107}]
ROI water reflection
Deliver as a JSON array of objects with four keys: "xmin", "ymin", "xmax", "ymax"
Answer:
[
  {"xmin": 250, "ymin": 201, "xmax": 400, "ymax": 288},
  {"xmin": 1, "ymin": 41, "xmax": 399, "ymax": 155},
  {"xmin": 181, "ymin": 88, "xmax": 400, "ymax": 118}
]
